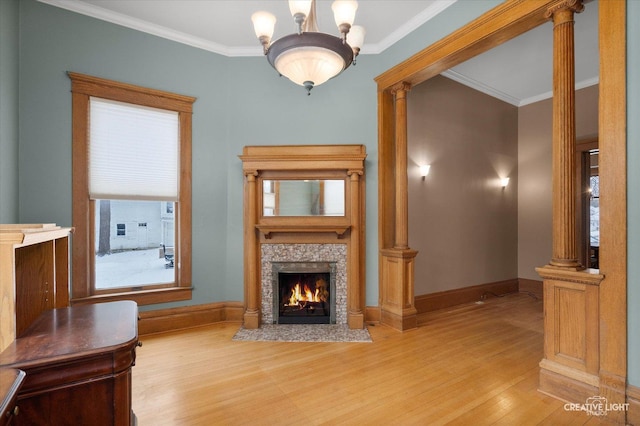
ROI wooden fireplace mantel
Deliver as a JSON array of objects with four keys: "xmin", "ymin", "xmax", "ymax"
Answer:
[{"xmin": 240, "ymin": 145, "xmax": 367, "ymax": 329}]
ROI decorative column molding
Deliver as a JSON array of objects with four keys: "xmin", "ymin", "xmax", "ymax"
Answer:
[
  {"xmin": 391, "ymin": 82, "xmax": 412, "ymax": 250},
  {"xmin": 378, "ymin": 82, "xmax": 418, "ymax": 331},
  {"xmin": 347, "ymin": 169, "xmax": 364, "ymax": 329},
  {"xmin": 537, "ymin": 0, "xmax": 607, "ymax": 406},
  {"xmin": 243, "ymin": 170, "xmax": 260, "ymax": 329},
  {"xmin": 546, "ymin": 0, "xmax": 583, "ymax": 270}
]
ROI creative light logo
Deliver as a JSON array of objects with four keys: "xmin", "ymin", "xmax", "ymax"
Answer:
[{"xmin": 564, "ymin": 396, "xmax": 629, "ymax": 416}]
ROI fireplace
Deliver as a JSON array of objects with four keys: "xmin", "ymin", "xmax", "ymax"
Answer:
[
  {"xmin": 240, "ymin": 145, "xmax": 366, "ymax": 329},
  {"xmin": 273, "ymin": 262, "xmax": 337, "ymax": 324}
]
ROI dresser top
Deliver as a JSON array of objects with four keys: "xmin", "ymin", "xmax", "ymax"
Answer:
[{"xmin": 0, "ymin": 301, "xmax": 138, "ymax": 368}]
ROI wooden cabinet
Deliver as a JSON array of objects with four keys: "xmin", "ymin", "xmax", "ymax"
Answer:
[
  {"xmin": 0, "ymin": 224, "xmax": 72, "ymax": 353},
  {"xmin": 0, "ymin": 302, "xmax": 138, "ymax": 425},
  {"xmin": 1, "ymin": 224, "xmax": 138, "ymax": 425}
]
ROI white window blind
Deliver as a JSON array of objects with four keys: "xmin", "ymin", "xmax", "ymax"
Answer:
[{"xmin": 89, "ymin": 97, "xmax": 179, "ymax": 201}]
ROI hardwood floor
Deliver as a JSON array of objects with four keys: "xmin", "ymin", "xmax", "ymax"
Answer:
[{"xmin": 133, "ymin": 293, "xmax": 605, "ymax": 425}]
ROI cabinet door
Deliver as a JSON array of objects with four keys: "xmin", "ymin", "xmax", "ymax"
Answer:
[
  {"xmin": 15, "ymin": 242, "xmax": 54, "ymax": 336},
  {"xmin": 15, "ymin": 379, "xmax": 114, "ymax": 426}
]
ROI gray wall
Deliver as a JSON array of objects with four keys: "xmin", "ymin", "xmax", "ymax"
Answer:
[
  {"xmin": 13, "ymin": 0, "xmax": 499, "ymax": 307},
  {"xmin": 0, "ymin": 0, "xmax": 19, "ymax": 223},
  {"xmin": 627, "ymin": 0, "xmax": 640, "ymax": 388},
  {"xmin": 6, "ymin": 0, "xmax": 638, "ymax": 388},
  {"xmin": 408, "ymin": 75, "xmax": 518, "ymax": 294},
  {"xmin": 517, "ymin": 85, "xmax": 599, "ymax": 281}
]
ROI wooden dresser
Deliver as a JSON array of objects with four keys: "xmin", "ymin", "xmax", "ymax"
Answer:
[
  {"xmin": 0, "ymin": 224, "xmax": 139, "ymax": 425},
  {"xmin": 0, "ymin": 302, "xmax": 138, "ymax": 425}
]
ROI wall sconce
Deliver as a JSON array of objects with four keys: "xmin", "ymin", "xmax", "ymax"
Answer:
[
  {"xmin": 500, "ymin": 177, "xmax": 510, "ymax": 188},
  {"xmin": 420, "ymin": 164, "xmax": 431, "ymax": 180}
]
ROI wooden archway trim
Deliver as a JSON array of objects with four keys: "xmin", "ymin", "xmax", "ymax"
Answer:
[{"xmin": 375, "ymin": 0, "xmax": 627, "ymax": 421}]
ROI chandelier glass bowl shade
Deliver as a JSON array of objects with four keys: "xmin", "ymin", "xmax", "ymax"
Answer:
[{"xmin": 251, "ymin": 0, "xmax": 365, "ymax": 94}]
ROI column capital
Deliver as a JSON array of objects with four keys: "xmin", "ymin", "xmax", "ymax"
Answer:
[
  {"xmin": 390, "ymin": 81, "xmax": 412, "ymax": 97},
  {"xmin": 545, "ymin": 0, "xmax": 584, "ymax": 20},
  {"xmin": 244, "ymin": 169, "xmax": 259, "ymax": 179},
  {"xmin": 347, "ymin": 169, "xmax": 363, "ymax": 178}
]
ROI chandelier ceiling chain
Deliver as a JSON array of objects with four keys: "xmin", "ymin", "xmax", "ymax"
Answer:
[{"xmin": 252, "ymin": 0, "xmax": 365, "ymax": 95}]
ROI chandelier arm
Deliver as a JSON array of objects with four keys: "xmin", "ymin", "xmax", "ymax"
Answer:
[{"xmin": 303, "ymin": 0, "xmax": 319, "ymax": 32}]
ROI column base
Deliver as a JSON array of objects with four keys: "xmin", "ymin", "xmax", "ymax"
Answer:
[
  {"xmin": 381, "ymin": 307, "xmax": 417, "ymax": 331},
  {"xmin": 348, "ymin": 312, "xmax": 364, "ymax": 329},
  {"xmin": 380, "ymin": 248, "xmax": 418, "ymax": 332},
  {"xmin": 243, "ymin": 310, "xmax": 260, "ymax": 329}
]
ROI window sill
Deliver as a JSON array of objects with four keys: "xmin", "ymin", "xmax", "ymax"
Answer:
[{"xmin": 71, "ymin": 286, "xmax": 193, "ymax": 307}]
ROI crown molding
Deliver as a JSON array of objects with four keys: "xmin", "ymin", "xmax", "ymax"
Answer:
[
  {"xmin": 519, "ymin": 76, "xmax": 600, "ymax": 106},
  {"xmin": 441, "ymin": 69, "xmax": 521, "ymax": 106},
  {"xmin": 442, "ymin": 70, "xmax": 599, "ymax": 107},
  {"xmin": 38, "ymin": 0, "xmax": 233, "ymax": 56},
  {"xmin": 368, "ymin": 0, "xmax": 457, "ymax": 55},
  {"xmin": 38, "ymin": 0, "xmax": 456, "ymax": 58}
]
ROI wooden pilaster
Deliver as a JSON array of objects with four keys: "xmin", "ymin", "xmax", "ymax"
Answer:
[
  {"xmin": 243, "ymin": 171, "xmax": 260, "ymax": 329},
  {"xmin": 347, "ymin": 170, "xmax": 364, "ymax": 329},
  {"xmin": 393, "ymin": 82, "xmax": 411, "ymax": 250}
]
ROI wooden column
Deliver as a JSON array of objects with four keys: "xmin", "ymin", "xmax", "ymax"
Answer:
[
  {"xmin": 537, "ymin": 0, "xmax": 605, "ymax": 405},
  {"xmin": 243, "ymin": 171, "xmax": 260, "ymax": 329},
  {"xmin": 379, "ymin": 82, "xmax": 418, "ymax": 331},
  {"xmin": 548, "ymin": 0, "xmax": 583, "ymax": 270},
  {"xmin": 347, "ymin": 170, "xmax": 364, "ymax": 329},
  {"xmin": 393, "ymin": 82, "xmax": 411, "ymax": 250}
]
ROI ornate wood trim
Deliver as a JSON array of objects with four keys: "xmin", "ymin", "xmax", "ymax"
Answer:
[
  {"xmin": 240, "ymin": 145, "xmax": 367, "ymax": 329},
  {"xmin": 375, "ymin": 0, "xmax": 627, "ymax": 416}
]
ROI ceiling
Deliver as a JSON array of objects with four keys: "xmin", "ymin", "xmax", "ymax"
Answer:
[{"xmin": 39, "ymin": 0, "xmax": 599, "ymax": 106}]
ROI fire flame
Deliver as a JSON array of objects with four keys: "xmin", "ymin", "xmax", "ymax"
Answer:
[{"xmin": 287, "ymin": 283, "xmax": 321, "ymax": 306}]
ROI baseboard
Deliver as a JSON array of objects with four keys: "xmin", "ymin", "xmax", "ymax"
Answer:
[
  {"xmin": 365, "ymin": 306, "xmax": 381, "ymax": 324},
  {"xmin": 628, "ymin": 384, "xmax": 640, "ymax": 426},
  {"xmin": 414, "ymin": 279, "xmax": 519, "ymax": 314},
  {"xmin": 140, "ymin": 303, "xmax": 381, "ymax": 335},
  {"xmin": 518, "ymin": 278, "xmax": 543, "ymax": 299},
  {"xmin": 538, "ymin": 365, "xmax": 599, "ymax": 405},
  {"xmin": 138, "ymin": 301, "xmax": 243, "ymax": 335}
]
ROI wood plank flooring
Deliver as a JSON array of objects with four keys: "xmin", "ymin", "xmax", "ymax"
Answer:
[{"xmin": 132, "ymin": 293, "xmax": 605, "ymax": 425}]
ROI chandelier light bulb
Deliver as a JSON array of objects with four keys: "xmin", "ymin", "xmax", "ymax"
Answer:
[
  {"xmin": 251, "ymin": 11, "xmax": 276, "ymax": 41},
  {"xmin": 332, "ymin": 0, "xmax": 358, "ymax": 26},
  {"xmin": 332, "ymin": 0, "xmax": 358, "ymax": 35},
  {"xmin": 289, "ymin": 1, "xmax": 312, "ymax": 18},
  {"xmin": 347, "ymin": 25, "xmax": 365, "ymax": 55}
]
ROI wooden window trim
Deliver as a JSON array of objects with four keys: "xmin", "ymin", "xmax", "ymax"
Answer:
[{"xmin": 69, "ymin": 72, "xmax": 195, "ymax": 306}]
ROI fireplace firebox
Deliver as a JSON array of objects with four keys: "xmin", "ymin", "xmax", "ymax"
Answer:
[{"xmin": 272, "ymin": 262, "xmax": 337, "ymax": 324}]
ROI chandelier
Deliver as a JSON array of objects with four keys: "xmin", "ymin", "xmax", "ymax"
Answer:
[{"xmin": 251, "ymin": 0, "xmax": 365, "ymax": 95}]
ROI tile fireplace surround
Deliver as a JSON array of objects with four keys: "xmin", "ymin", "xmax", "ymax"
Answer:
[
  {"xmin": 261, "ymin": 244, "xmax": 347, "ymax": 325},
  {"xmin": 240, "ymin": 145, "xmax": 366, "ymax": 330}
]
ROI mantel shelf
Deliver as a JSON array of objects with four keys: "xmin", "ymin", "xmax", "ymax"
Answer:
[{"xmin": 256, "ymin": 224, "xmax": 350, "ymax": 239}]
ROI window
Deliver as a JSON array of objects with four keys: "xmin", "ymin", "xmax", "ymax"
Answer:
[{"xmin": 69, "ymin": 72, "xmax": 195, "ymax": 305}]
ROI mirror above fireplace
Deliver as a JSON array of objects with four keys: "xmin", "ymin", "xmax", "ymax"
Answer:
[{"xmin": 263, "ymin": 179, "xmax": 345, "ymax": 217}]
